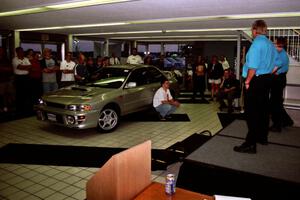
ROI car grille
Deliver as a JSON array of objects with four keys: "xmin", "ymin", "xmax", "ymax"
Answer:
[{"xmin": 45, "ymin": 101, "xmax": 66, "ymax": 109}]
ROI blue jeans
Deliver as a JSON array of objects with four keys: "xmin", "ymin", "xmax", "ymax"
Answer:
[
  {"xmin": 155, "ymin": 104, "xmax": 177, "ymax": 118},
  {"xmin": 43, "ymin": 82, "xmax": 58, "ymax": 94}
]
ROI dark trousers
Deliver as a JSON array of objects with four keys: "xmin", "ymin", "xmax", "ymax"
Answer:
[
  {"xmin": 193, "ymin": 76, "xmax": 205, "ymax": 99},
  {"xmin": 216, "ymin": 89, "xmax": 237, "ymax": 109},
  {"xmin": 30, "ymin": 78, "xmax": 42, "ymax": 106},
  {"xmin": 244, "ymin": 74, "xmax": 272, "ymax": 145},
  {"xmin": 270, "ymin": 73, "xmax": 293, "ymax": 127},
  {"xmin": 15, "ymin": 75, "xmax": 31, "ymax": 116}
]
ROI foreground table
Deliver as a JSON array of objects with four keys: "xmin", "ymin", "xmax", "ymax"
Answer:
[{"xmin": 134, "ymin": 182, "xmax": 214, "ymax": 200}]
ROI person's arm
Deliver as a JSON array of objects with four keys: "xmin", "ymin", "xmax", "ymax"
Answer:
[
  {"xmin": 126, "ymin": 56, "xmax": 130, "ymax": 64},
  {"xmin": 16, "ymin": 58, "xmax": 31, "ymax": 71},
  {"xmin": 165, "ymin": 90, "xmax": 180, "ymax": 107},
  {"xmin": 224, "ymin": 86, "xmax": 236, "ymax": 93},
  {"xmin": 245, "ymin": 69, "xmax": 256, "ymax": 90},
  {"xmin": 272, "ymin": 50, "xmax": 283, "ymax": 75},
  {"xmin": 139, "ymin": 56, "xmax": 144, "ymax": 64}
]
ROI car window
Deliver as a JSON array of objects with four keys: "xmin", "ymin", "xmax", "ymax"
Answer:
[
  {"xmin": 126, "ymin": 68, "xmax": 149, "ymax": 86},
  {"xmin": 147, "ymin": 67, "xmax": 165, "ymax": 83},
  {"xmin": 86, "ymin": 67, "xmax": 130, "ymax": 88}
]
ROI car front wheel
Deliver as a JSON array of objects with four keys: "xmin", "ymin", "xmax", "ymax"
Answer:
[{"xmin": 97, "ymin": 108, "xmax": 119, "ymax": 132}]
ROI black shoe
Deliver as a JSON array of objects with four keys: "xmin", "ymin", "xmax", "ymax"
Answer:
[
  {"xmin": 257, "ymin": 139, "xmax": 268, "ymax": 145},
  {"xmin": 233, "ymin": 142, "xmax": 256, "ymax": 154},
  {"xmin": 159, "ymin": 116, "xmax": 166, "ymax": 121},
  {"xmin": 269, "ymin": 125, "xmax": 281, "ymax": 132},
  {"xmin": 165, "ymin": 115, "xmax": 172, "ymax": 119},
  {"xmin": 157, "ymin": 113, "xmax": 166, "ymax": 121}
]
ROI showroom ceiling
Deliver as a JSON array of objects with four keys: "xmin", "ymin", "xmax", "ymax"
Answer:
[{"xmin": 0, "ymin": 0, "xmax": 300, "ymax": 41}]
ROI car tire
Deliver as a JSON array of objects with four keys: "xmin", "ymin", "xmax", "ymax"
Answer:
[{"xmin": 97, "ymin": 107, "xmax": 119, "ymax": 133}]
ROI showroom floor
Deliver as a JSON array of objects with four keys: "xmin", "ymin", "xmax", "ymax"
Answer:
[{"xmin": 0, "ymin": 102, "xmax": 222, "ymax": 200}]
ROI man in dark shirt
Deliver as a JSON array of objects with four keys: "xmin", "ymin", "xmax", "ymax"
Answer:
[
  {"xmin": 216, "ymin": 69, "xmax": 240, "ymax": 113},
  {"xmin": 75, "ymin": 53, "xmax": 89, "ymax": 83}
]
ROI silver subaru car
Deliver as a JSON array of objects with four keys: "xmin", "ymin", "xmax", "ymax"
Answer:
[{"xmin": 36, "ymin": 64, "xmax": 178, "ymax": 132}]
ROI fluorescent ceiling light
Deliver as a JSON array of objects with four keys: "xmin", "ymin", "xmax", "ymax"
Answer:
[
  {"xmin": 0, "ymin": 0, "xmax": 137, "ymax": 17},
  {"xmin": 74, "ymin": 30, "xmax": 163, "ymax": 36},
  {"xmin": 73, "ymin": 29, "xmax": 249, "ymax": 37},
  {"xmin": 47, "ymin": 0, "xmax": 135, "ymax": 9},
  {"xmin": 129, "ymin": 12, "xmax": 300, "ymax": 24},
  {"xmin": 137, "ymin": 39, "xmax": 241, "ymax": 42},
  {"xmin": 110, "ymin": 35, "xmax": 236, "ymax": 39},
  {"xmin": 16, "ymin": 22, "xmax": 128, "ymax": 31}
]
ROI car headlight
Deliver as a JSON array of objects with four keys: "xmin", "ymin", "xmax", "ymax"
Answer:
[{"xmin": 67, "ymin": 104, "xmax": 92, "ymax": 111}]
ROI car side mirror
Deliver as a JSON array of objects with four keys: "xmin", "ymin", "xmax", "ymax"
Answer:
[{"xmin": 125, "ymin": 82, "xmax": 137, "ymax": 89}]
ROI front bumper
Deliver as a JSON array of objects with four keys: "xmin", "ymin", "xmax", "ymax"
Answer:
[{"xmin": 35, "ymin": 105, "xmax": 99, "ymax": 129}]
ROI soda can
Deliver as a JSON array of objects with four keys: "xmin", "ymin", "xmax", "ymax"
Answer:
[{"xmin": 165, "ymin": 173, "xmax": 176, "ymax": 195}]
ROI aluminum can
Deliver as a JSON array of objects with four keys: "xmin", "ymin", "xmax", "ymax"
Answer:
[{"xmin": 165, "ymin": 173, "xmax": 176, "ymax": 195}]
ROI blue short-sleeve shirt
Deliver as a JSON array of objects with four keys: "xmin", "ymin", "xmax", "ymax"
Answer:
[
  {"xmin": 242, "ymin": 35, "xmax": 281, "ymax": 78},
  {"xmin": 277, "ymin": 49, "xmax": 289, "ymax": 74}
]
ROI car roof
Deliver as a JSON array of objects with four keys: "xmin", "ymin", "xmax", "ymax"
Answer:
[{"xmin": 107, "ymin": 64, "xmax": 156, "ymax": 70}]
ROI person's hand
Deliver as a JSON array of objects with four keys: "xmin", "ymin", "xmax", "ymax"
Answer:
[
  {"xmin": 173, "ymin": 101, "xmax": 180, "ymax": 107},
  {"xmin": 43, "ymin": 68, "xmax": 50, "ymax": 73},
  {"xmin": 245, "ymin": 83, "xmax": 250, "ymax": 90}
]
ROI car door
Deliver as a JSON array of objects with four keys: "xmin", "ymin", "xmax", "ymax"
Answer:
[
  {"xmin": 146, "ymin": 67, "xmax": 165, "ymax": 100},
  {"xmin": 122, "ymin": 68, "xmax": 151, "ymax": 114}
]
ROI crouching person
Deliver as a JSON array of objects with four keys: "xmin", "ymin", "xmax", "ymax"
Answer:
[{"xmin": 153, "ymin": 78, "xmax": 180, "ymax": 120}]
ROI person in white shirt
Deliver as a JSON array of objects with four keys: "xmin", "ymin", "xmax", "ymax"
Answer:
[
  {"xmin": 60, "ymin": 52, "xmax": 76, "ymax": 87},
  {"xmin": 127, "ymin": 48, "xmax": 143, "ymax": 64},
  {"xmin": 109, "ymin": 52, "xmax": 120, "ymax": 65},
  {"xmin": 153, "ymin": 79, "xmax": 180, "ymax": 120},
  {"xmin": 219, "ymin": 55, "xmax": 230, "ymax": 70},
  {"xmin": 12, "ymin": 47, "xmax": 32, "ymax": 115}
]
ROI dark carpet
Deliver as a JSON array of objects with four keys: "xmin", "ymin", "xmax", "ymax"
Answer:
[
  {"xmin": 0, "ymin": 132, "xmax": 212, "ymax": 170},
  {"xmin": 217, "ymin": 111, "xmax": 245, "ymax": 128},
  {"xmin": 0, "ymin": 143, "xmax": 185, "ymax": 170}
]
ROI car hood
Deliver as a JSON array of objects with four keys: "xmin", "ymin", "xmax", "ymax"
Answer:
[{"xmin": 43, "ymin": 86, "xmax": 114, "ymax": 104}]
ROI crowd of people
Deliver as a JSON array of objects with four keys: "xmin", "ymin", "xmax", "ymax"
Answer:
[{"xmin": 0, "ymin": 47, "xmax": 121, "ymax": 117}]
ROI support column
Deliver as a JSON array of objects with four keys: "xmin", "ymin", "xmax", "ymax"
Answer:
[
  {"xmin": 145, "ymin": 43, "xmax": 149, "ymax": 55},
  {"xmin": 236, "ymin": 32, "xmax": 242, "ymax": 109},
  {"xmin": 236, "ymin": 33, "xmax": 241, "ymax": 80},
  {"xmin": 68, "ymin": 34, "xmax": 73, "ymax": 52},
  {"xmin": 14, "ymin": 31, "xmax": 20, "ymax": 50},
  {"xmin": 104, "ymin": 39, "xmax": 109, "ymax": 56},
  {"xmin": 160, "ymin": 42, "xmax": 165, "ymax": 55},
  {"xmin": 128, "ymin": 42, "xmax": 132, "ymax": 55},
  {"xmin": 133, "ymin": 40, "xmax": 137, "ymax": 48}
]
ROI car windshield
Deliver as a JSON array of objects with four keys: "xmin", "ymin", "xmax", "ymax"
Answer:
[{"xmin": 86, "ymin": 67, "xmax": 131, "ymax": 88}]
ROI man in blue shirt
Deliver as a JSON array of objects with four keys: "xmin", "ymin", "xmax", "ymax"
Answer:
[
  {"xmin": 234, "ymin": 20, "xmax": 281, "ymax": 154},
  {"xmin": 269, "ymin": 37, "xmax": 294, "ymax": 132}
]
